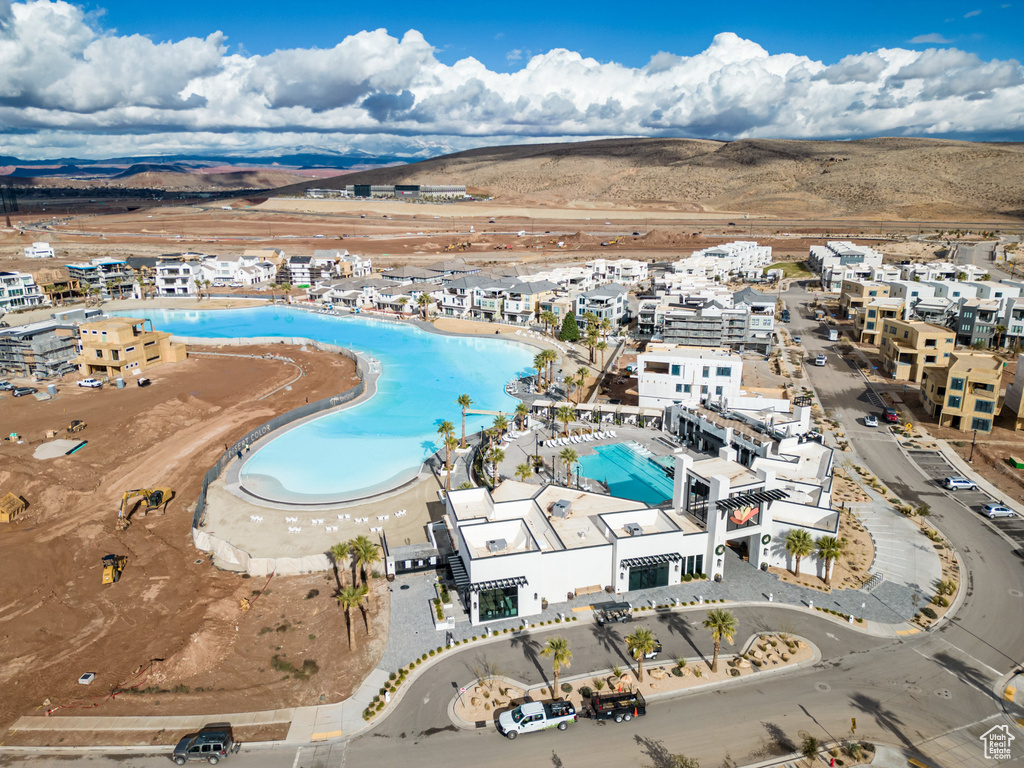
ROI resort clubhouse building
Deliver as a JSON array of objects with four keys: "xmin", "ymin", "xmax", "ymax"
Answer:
[{"xmin": 444, "ymin": 437, "xmax": 837, "ymax": 626}]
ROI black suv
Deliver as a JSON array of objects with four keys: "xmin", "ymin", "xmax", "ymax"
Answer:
[{"xmin": 172, "ymin": 723, "xmax": 237, "ymax": 765}]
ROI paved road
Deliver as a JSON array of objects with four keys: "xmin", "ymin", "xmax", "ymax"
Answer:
[{"xmin": 6, "ymin": 282, "xmax": 1024, "ymax": 767}]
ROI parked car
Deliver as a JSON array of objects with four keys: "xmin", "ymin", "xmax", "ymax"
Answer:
[
  {"xmin": 78, "ymin": 378, "xmax": 103, "ymax": 388},
  {"xmin": 864, "ymin": 415, "xmax": 878, "ymax": 427},
  {"xmin": 172, "ymin": 723, "xmax": 236, "ymax": 765},
  {"xmin": 882, "ymin": 407, "xmax": 899, "ymax": 423},
  {"xmin": 0, "ymin": 381, "xmax": 14, "ymax": 391},
  {"xmin": 981, "ymin": 503, "xmax": 1016, "ymax": 519},
  {"xmin": 814, "ymin": 354, "xmax": 827, "ymax": 366},
  {"xmin": 943, "ymin": 477, "xmax": 978, "ymax": 491},
  {"xmin": 595, "ymin": 601, "xmax": 633, "ymax": 625},
  {"xmin": 792, "ymin": 336, "xmax": 802, "ymax": 344},
  {"xmin": 497, "ymin": 700, "xmax": 577, "ymax": 740},
  {"xmin": 11, "ymin": 386, "xmax": 37, "ymax": 397}
]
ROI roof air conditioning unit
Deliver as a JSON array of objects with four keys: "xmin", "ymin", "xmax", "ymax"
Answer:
[
  {"xmin": 551, "ymin": 500, "xmax": 572, "ymax": 518},
  {"xmin": 624, "ymin": 523, "xmax": 644, "ymax": 536},
  {"xmin": 486, "ymin": 538, "xmax": 508, "ymax": 553}
]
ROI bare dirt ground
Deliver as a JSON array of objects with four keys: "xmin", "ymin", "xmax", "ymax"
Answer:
[{"xmin": 0, "ymin": 343, "xmax": 386, "ymax": 734}]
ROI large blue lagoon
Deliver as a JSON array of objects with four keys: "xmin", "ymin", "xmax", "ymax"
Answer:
[{"xmin": 125, "ymin": 307, "xmax": 536, "ymax": 502}]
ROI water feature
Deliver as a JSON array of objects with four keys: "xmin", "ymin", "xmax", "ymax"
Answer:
[
  {"xmin": 121, "ymin": 307, "xmax": 536, "ymax": 502},
  {"xmin": 577, "ymin": 442, "xmax": 675, "ymax": 505}
]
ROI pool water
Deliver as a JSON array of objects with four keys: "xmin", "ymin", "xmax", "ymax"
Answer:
[
  {"xmin": 123, "ymin": 307, "xmax": 535, "ymax": 502},
  {"xmin": 577, "ymin": 442, "xmax": 676, "ymax": 505}
]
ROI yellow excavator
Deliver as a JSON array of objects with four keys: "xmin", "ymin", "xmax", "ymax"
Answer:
[
  {"xmin": 101, "ymin": 554, "xmax": 128, "ymax": 584},
  {"xmin": 116, "ymin": 487, "xmax": 174, "ymax": 531}
]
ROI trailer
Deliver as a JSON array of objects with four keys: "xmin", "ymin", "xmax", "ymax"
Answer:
[{"xmin": 588, "ymin": 690, "xmax": 647, "ymax": 723}]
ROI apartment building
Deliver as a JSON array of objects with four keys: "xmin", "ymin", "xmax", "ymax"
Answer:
[
  {"xmin": 0, "ymin": 319, "xmax": 79, "ymax": 377},
  {"xmin": 587, "ymin": 258, "xmax": 649, "ymax": 285},
  {"xmin": 66, "ymin": 259, "xmax": 134, "ymax": 300},
  {"xmin": 839, "ymin": 280, "xmax": 890, "ymax": 318},
  {"xmin": 853, "ymin": 297, "xmax": 904, "ymax": 345},
  {"xmin": 575, "ymin": 284, "xmax": 629, "ymax": 328},
  {"xmin": 155, "ymin": 260, "xmax": 202, "ymax": 297},
  {"xmin": 76, "ymin": 317, "xmax": 186, "ymax": 378},
  {"xmin": 920, "ymin": 351, "xmax": 1002, "ymax": 432},
  {"xmin": 440, "ymin": 275, "xmax": 491, "ymax": 319},
  {"xmin": 808, "ymin": 241, "xmax": 884, "ymax": 292},
  {"xmin": 0, "ymin": 270, "xmax": 47, "ymax": 313},
  {"xmin": 953, "ymin": 298, "xmax": 1002, "ymax": 348},
  {"xmin": 658, "ymin": 302, "xmax": 773, "ymax": 355},
  {"xmin": 1002, "ymin": 353, "xmax": 1024, "ymax": 430},
  {"xmin": 879, "ymin": 319, "xmax": 955, "ymax": 383},
  {"xmin": 636, "ymin": 344, "xmax": 743, "ymax": 408}
]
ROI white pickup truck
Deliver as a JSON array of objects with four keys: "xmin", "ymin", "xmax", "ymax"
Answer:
[{"xmin": 497, "ymin": 700, "xmax": 577, "ymax": 740}]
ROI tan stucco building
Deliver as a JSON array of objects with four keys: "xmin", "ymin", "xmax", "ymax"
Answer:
[
  {"xmin": 76, "ymin": 317, "xmax": 186, "ymax": 378},
  {"xmin": 920, "ymin": 351, "xmax": 1003, "ymax": 432},
  {"xmin": 879, "ymin": 319, "xmax": 955, "ymax": 383}
]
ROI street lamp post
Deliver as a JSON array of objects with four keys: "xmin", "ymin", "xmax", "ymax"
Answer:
[{"xmin": 969, "ymin": 428, "xmax": 978, "ymax": 462}]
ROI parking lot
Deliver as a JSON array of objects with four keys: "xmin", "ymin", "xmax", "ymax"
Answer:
[{"xmin": 907, "ymin": 449, "xmax": 1024, "ymax": 549}]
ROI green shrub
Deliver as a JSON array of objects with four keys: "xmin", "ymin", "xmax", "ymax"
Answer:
[
  {"xmin": 683, "ymin": 574, "xmax": 693, "ymax": 582},
  {"xmin": 921, "ymin": 606, "xmax": 938, "ymax": 620},
  {"xmin": 308, "ymin": 634, "xmax": 316, "ymax": 641},
  {"xmin": 389, "ymin": 672, "xmax": 396, "ymax": 681},
  {"xmin": 429, "ymin": 649, "xmax": 436, "ymax": 656},
  {"xmin": 305, "ymin": 589, "xmax": 319, "ymax": 600},
  {"xmin": 561, "ymin": 682, "xmax": 573, "ymax": 694},
  {"xmin": 579, "ymin": 685, "xmax": 593, "ymax": 699}
]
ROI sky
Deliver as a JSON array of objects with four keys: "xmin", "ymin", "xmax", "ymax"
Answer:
[{"xmin": 0, "ymin": 0, "xmax": 1022, "ymax": 160}]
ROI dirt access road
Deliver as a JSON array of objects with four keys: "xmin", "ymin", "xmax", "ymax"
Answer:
[{"xmin": 0, "ymin": 343, "xmax": 390, "ymax": 737}]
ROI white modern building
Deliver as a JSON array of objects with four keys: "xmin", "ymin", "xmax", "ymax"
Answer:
[
  {"xmin": 155, "ymin": 260, "xmax": 202, "ymax": 297},
  {"xmin": 636, "ymin": 344, "xmax": 743, "ymax": 408},
  {"xmin": 23, "ymin": 242, "xmax": 55, "ymax": 259},
  {"xmin": 587, "ymin": 258, "xmax": 649, "ymax": 285},
  {"xmin": 444, "ymin": 437, "xmax": 837, "ymax": 626},
  {"xmin": 0, "ymin": 270, "xmax": 47, "ymax": 312}
]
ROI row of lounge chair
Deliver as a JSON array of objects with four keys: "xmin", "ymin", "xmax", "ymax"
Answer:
[{"xmin": 541, "ymin": 431, "xmax": 616, "ymax": 448}]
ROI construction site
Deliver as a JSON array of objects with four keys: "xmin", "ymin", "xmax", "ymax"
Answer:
[{"xmin": 0, "ymin": 341, "xmax": 394, "ymax": 741}]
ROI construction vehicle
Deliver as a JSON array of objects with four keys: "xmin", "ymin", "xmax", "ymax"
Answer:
[
  {"xmin": 101, "ymin": 554, "xmax": 127, "ymax": 584},
  {"xmin": 68, "ymin": 419, "xmax": 86, "ymax": 434},
  {"xmin": 116, "ymin": 487, "xmax": 174, "ymax": 530}
]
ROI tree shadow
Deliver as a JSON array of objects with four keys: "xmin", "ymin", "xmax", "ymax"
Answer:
[
  {"xmin": 590, "ymin": 622, "xmax": 631, "ymax": 665},
  {"xmin": 849, "ymin": 692, "xmax": 913, "ymax": 749},
  {"xmin": 761, "ymin": 721, "xmax": 795, "ymax": 754},
  {"xmin": 634, "ymin": 734, "xmax": 696, "ymax": 768},
  {"xmin": 656, "ymin": 611, "xmax": 706, "ymax": 662},
  {"xmin": 509, "ymin": 633, "xmax": 547, "ymax": 686},
  {"xmin": 932, "ymin": 651, "xmax": 998, "ymax": 702}
]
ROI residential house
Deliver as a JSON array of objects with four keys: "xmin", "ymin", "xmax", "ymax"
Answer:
[
  {"xmin": 840, "ymin": 280, "xmax": 890, "ymax": 319},
  {"xmin": 1001, "ymin": 354, "xmax": 1024, "ymax": 430},
  {"xmin": 0, "ymin": 270, "xmax": 47, "ymax": 313},
  {"xmin": 66, "ymin": 259, "xmax": 134, "ymax": 300},
  {"xmin": 441, "ymin": 275, "xmax": 491, "ymax": 319},
  {"xmin": 76, "ymin": 317, "xmax": 186, "ymax": 378},
  {"xmin": 808, "ymin": 241, "xmax": 884, "ymax": 292},
  {"xmin": 23, "ymin": 242, "xmax": 54, "ymax": 259},
  {"xmin": 587, "ymin": 258, "xmax": 649, "ymax": 285},
  {"xmin": 380, "ymin": 266, "xmax": 442, "ymax": 285},
  {"xmin": 575, "ymin": 283, "xmax": 629, "ymax": 329},
  {"xmin": 920, "ymin": 351, "xmax": 1002, "ymax": 432},
  {"xmin": 879, "ymin": 319, "xmax": 955, "ymax": 383},
  {"xmin": 33, "ymin": 267, "xmax": 81, "ymax": 305},
  {"xmin": 155, "ymin": 260, "xmax": 202, "ymax": 297},
  {"xmin": 953, "ymin": 298, "xmax": 1002, "ymax": 348},
  {"xmin": 853, "ymin": 297, "xmax": 904, "ymax": 345},
  {"xmin": 637, "ymin": 344, "xmax": 743, "ymax": 408}
]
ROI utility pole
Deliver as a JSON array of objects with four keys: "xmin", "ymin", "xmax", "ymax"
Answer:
[{"xmin": 969, "ymin": 429, "xmax": 978, "ymax": 462}]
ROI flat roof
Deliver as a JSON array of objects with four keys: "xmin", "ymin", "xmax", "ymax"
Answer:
[{"xmin": 690, "ymin": 456, "xmax": 760, "ymax": 486}]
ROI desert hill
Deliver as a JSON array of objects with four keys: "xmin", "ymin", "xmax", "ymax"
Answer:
[
  {"xmin": 278, "ymin": 137, "xmax": 1024, "ymax": 221},
  {"xmin": 7, "ymin": 168, "xmax": 311, "ymax": 192}
]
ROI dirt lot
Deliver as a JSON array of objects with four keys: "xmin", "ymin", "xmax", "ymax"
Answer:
[{"xmin": 0, "ymin": 343, "xmax": 388, "ymax": 734}]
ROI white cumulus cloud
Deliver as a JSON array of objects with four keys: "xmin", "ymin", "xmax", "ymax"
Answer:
[{"xmin": 0, "ymin": 1, "xmax": 1021, "ymax": 158}]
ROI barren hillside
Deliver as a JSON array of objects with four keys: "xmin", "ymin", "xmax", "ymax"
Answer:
[{"xmin": 279, "ymin": 137, "xmax": 1024, "ymax": 221}]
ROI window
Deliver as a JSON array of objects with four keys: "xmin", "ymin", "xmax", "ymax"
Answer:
[
  {"xmin": 716, "ymin": 366, "xmax": 731, "ymax": 377},
  {"xmin": 868, "ymin": 309, "xmax": 876, "ymax": 317},
  {"xmin": 478, "ymin": 585, "xmax": 518, "ymax": 621},
  {"xmin": 866, "ymin": 321, "xmax": 875, "ymax": 330},
  {"xmin": 715, "ymin": 386, "xmax": 724, "ymax": 395},
  {"xmin": 903, "ymin": 331, "xmax": 909, "ymax": 339},
  {"xmin": 700, "ymin": 385, "xmax": 708, "ymax": 395},
  {"xmin": 948, "ymin": 395, "xmax": 962, "ymax": 409},
  {"xmin": 95, "ymin": 349, "xmax": 102, "ymax": 358},
  {"xmin": 975, "ymin": 400, "xmax": 995, "ymax": 414},
  {"xmin": 971, "ymin": 417, "xmax": 992, "ymax": 431},
  {"xmin": 671, "ymin": 364, "xmax": 681, "ymax": 376},
  {"xmin": 675, "ymin": 383, "xmax": 683, "ymax": 393},
  {"xmin": 950, "ymin": 377, "xmax": 964, "ymax": 391},
  {"xmin": 925, "ymin": 355, "xmax": 936, "ymax": 364},
  {"xmin": 683, "ymin": 384, "xmax": 692, "ymax": 393},
  {"xmin": 702, "ymin": 366, "xmax": 710, "ymax": 378}
]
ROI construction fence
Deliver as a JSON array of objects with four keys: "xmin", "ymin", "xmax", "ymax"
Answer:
[{"xmin": 179, "ymin": 336, "xmax": 371, "ymax": 575}]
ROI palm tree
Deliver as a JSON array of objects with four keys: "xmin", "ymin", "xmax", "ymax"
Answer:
[
  {"xmin": 815, "ymin": 535, "xmax": 845, "ymax": 587},
  {"xmin": 784, "ymin": 529, "xmax": 815, "ymax": 577},
  {"xmin": 540, "ymin": 348, "xmax": 559, "ymax": 387},
  {"xmin": 444, "ymin": 435, "xmax": 459, "ymax": 492},
  {"xmin": 540, "ymin": 310, "xmax": 558, "ymax": 336},
  {"xmin": 337, "ymin": 584, "xmax": 368, "ymax": 649},
  {"xmin": 533, "ymin": 352, "xmax": 547, "ymax": 390},
  {"xmin": 596, "ymin": 340, "xmax": 608, "ymax": 370},
  {"xmin": 417, "ymin": 292, "xmax": 435, "ymax": 320},
  {"xmin": 702, "ymin": 608, "xmax": 737, "ymax": 673},
  {"xmin": 514, "ymin": 402, "xmax": 530, "ymax": 430},
  {"xmin": 556, "ymin": 406, "xmax": 575, "ymax": 436},
  {"xmin": 487, "ymin": 446, "xmax": 505, "ymax": 485},
  {"xmin": 192, "ymin": 275, "xmax": 203, "ymax": 300},
  {"xmin": 492, "ymin": 414, "xmax": 509, "ymax": 438},
  {"xmin": 397, "ymin": 296, "xmax": 410, "ymax": 316},
  {"xmin": 349, "ymin": 535, "xmax": 381, "ymax": 589},
  {"xmin": 437, "ymin": 420, "xmax": 455, "ymax": 488},
  {"xmin": 328, "ymin": 542, "xmax": 349, "ymax": 592},
  {"xmin": 600, "ymin": 317, "xmax": 612, "ymax": 339},
  {"xmin": 558, "ymin": 447, "xmax": 578, "ymax": 486},
  {"xmin": 540, "ymin": 637, "xmax": 572, "ymax": 699},
  {"xmin": 456, "ymin": 394, "xmax": 473, "ymax": 448},
  {"xmin": 584, "ymin": 327, "xmax": 600, "ymax": 363},
  {"xmin": 514, "ymin": 462, "xmax": 533, "ymax": 482},
  {"xmin": 204, "ymin": 279, "xmax": 213, "ymax": 300},
  {"xmin": 575, "ymin": 366, "xmax": 589, "ymax": 404},
  {"xmin": 626, "ymin": 627, "xmax": 657, "ymax": 683}
]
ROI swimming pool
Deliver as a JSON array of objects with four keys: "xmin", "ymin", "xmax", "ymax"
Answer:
[
  {"xmin": 123, "ymin": 307, "xmax": 535, "ymax": 502},
  {"xmin": 577, "ymin": 442, "xmax": 676, "ymax": 506}
]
